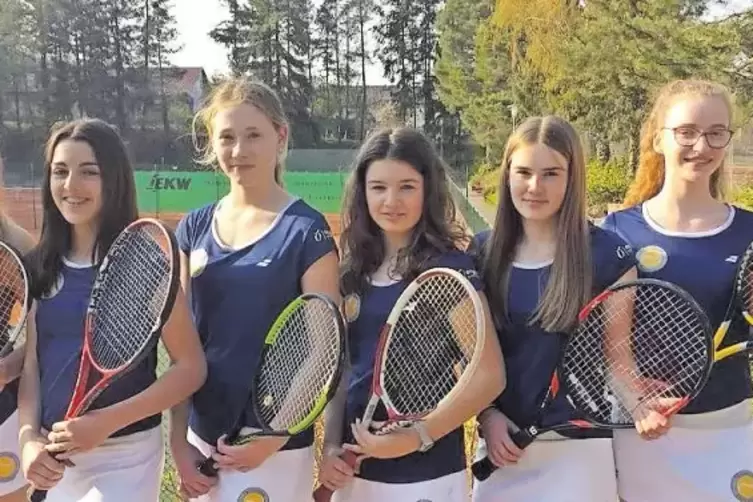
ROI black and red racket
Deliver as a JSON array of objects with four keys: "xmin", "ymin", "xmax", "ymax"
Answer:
[
  {"xmin": 313, "ymin": 267, "xmax": 487, "ymax": 502},
  {"xmin": 472, "ymin": 278, "xmax": 712, "ymax": 482},
  {"xmin": 29, "ymin": 218, "xmax": 179, "ymax": 501}
]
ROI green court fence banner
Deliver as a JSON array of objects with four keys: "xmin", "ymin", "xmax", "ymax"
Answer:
[{"xmin": 135, "ymin": 171, "xmax": 347, "ymax": 214}]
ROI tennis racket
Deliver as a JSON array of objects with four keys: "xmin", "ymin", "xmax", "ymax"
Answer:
[
  {"xmin": 313, "ymin": 267, "xmax": 486, "ymax": 502},
  {"xmin": 0, "ymin": 240, "xmax": 30, "ymax": 358},
  {"xmin": 29, "ymin": 218, "xmax": 179, "ymax": 502},
  {"xmin": 472, "ymin": 278, "xmax": 712, "ymax": 482},
  {"xmin": 710, "ymin": 240, "xmax": 753, "ymax": 361},
  {"xmin": 197, "ymin": 292, "xmax": 347, "ymax": 477}
]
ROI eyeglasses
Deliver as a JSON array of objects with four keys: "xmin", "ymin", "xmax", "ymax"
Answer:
[{"xmin": 663, "ymin": 126, "xmax": 734, "ymax": 149}]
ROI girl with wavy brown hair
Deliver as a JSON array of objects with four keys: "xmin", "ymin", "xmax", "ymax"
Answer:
[{"xmin": 318, "ymin": 127, "xmax": 505, "ymax": 501}]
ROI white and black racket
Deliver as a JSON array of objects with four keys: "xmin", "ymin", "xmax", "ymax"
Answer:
[
  {"xmin": 197, "ymin": 293, "xmax": 347, "ymax": 477},
  {"xmin": 313, "ymin": 267, "xmax": 487, "ymax": 502},
  {"xmin": 29, "ymin": 218, "xmax": 179, "ymax": 501},
  {"xmin": 472, "ymin": 278, "xmax": 712, "ymax": 481}
]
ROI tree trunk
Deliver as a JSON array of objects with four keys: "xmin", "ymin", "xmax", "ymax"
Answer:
[{"xmin": 359, "ymin": 3, "xmax": 367, "ymax": 140}]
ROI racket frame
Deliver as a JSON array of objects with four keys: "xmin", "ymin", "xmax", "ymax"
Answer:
[
  {"xmin": 65, "ymin": 218, "xmax": 181, "ymax": 419},
  {"xmin": 196, "ymin": 293, "xmax": 347, "ymax": 477},
  {"xmin": 245, "ymin": 292, "xmax": 348, "ymax": 439},
  {"xmin": 29, "ymin": 219, "xmax": 180, "ymax": 502},
  {"xmin": 0, "ymin": 240, "xmax": 31, "ymax": 358},
  {"xmin": 313, "ymin": 267, "xmax": 486, "ymax": 502},
  {"xmin": 363, "ymin": 267, "xmax": 485, "ymax": 428},
  {"xmin": 473, "ymin": 278, "xmax": 713, "ymax": 482}
]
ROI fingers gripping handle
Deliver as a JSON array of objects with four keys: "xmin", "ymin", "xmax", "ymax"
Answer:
[
  {"xmin": 471, "ymin": 428, "xmax": 535, "ymax": 481},
  {"xmin": 312, "ymin": 449, "xmax": 359, "ymax": 502}
]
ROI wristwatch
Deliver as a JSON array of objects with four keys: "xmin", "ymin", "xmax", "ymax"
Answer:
[{"xmin": 412, "ymin": 421, "xmax": 434, "ymax": 453}]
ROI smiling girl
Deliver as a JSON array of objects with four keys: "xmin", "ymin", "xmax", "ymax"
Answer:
[
  {"xmin": 471, "ymin": 116, "xmax": 636, "ymax": 502},
  {"xmin": 17, "ymin": 118, "xmax": 206, "ymax": 501},
  {"xmin": 170, "ymin": 77, "xmax": 340, "ymax": 501},
  {"xmin": 603, "ymin": 79, "xmax": 753, "ymax": 502},
  {"xmin": 317, "ymin": 127, "xmax": 505, "ymax": 501}
]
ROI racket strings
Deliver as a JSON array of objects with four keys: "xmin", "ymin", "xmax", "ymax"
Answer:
[
  {"xmin": 382, "ymin": 275, "xmax": 478, "ymax": 417},
  {"xmin": 563, "ymin": 285, "xmax": 709, "ymax": 425},
  {"xmin": 255, "ymin": 300, "xmax": 341, "ymax": 431},
  {"xmin": 89, "ymin": 228, "xmax": 172, "ymax": 371},
  {"xmin": 0, "ymin": 250, "xmax": 27, "ymax": 352}
]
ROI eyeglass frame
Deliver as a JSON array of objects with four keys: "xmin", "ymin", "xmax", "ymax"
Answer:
[{"xmin": 661, "ymin": 126, "xmax": 735, "ymax": 149}]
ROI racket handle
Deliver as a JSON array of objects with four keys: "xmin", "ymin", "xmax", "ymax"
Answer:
[
  {"xmin": 197, "ymin": 456, "xmax": 219, "ymax": 478},
  {"xmin": 510, "ymin": 428, "xmax": 536, "ymax": 449},
  {"xmin": 28, "ymin": 487, "xmax": 48, "ymax": 502},
  {"xmin": 312, "ymin": 450, "xmax": 359, "ymax": 502},
  {"xmin": 195, "ymin": 427, "xmax": 243, "ymax": 478},
  {"xmin": 471, "ymin": 456, "xmax": 497, "ymax": 481}
]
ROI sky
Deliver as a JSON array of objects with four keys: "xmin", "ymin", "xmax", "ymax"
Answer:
[
  {"xmin": 171, "ymin": 0, "xmax": 389, "ymax": 84},
  {"xmin": 171, "ymin": 0, "xmax": 752, "ymax": 84}
]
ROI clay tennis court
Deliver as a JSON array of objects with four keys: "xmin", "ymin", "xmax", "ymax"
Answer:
[{"xmin": 1, "ymin": 187, "xmax": 344, "ymax": 242}]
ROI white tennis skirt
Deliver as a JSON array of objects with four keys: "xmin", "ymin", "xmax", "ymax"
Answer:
[
  {"xmin": 187, "ymin": 427, "xmax": 315, "ymax": 502},
  {"xmin": 471, "ymin": 433, "xmax": 620, "ymax": 502},
  {"xmin": 333, "ymin": 469, "xmax": 468, "ymax": 502},
  {"xmin": 614, "ymin": 399, "xmax": 753, "ymax": 502},
  {"xmin": 42, "ymin": 425, "xmax": 164, "ymax": 502}
]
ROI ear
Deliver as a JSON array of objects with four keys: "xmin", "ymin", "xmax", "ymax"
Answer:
[
  {"xmin": 277, "ymin": 125, "xmax": 289, "ymax": 153},
  {"xmin": 652, "ymin": 131, "xmax": 663, "ymax": 154}
]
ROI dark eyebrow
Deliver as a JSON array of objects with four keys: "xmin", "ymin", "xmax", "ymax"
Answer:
[
  {"xmin": 512, "ymin": 165, "xmax": 564, "ymax": 171},
  {"xmin": 51, "ymin": 161, "xmax": 98, "ymax": 168}
]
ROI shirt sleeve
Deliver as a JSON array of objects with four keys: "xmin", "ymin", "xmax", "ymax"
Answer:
[
  {"xmin": 300, "ymin": 214, "xmax": 338, "ymax": 273},
  {"xmin": 175, "ymin": 212, "xmax": 193, "ymax": 254},
  {"xmin": 592, "ymin": 227, "xmax": 636, "ymax": 291}
]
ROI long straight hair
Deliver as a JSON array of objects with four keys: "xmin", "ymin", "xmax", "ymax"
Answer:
[
  {"xmin": 481, "ymin": 116, "xmax": 591, "ymax": 333},
  {"xmin": 624, "ymin": 79, "xmax": 733, "ymax": 206},
  {"xmin": 28, "ymin": 119, "xmax": 138, "ymax": 298}
]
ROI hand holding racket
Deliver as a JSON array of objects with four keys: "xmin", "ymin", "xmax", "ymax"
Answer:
[
  {"xmin": 29, "ymin": 218, "xmax": 179, "ymax": 502},
  {"xmin": 472, "ymin": 278, "xmax": 712, "ymax": 482},
  {"xmin": 313, "ymin": 267, "xmax": 486, "ymax": 502},
  {"xmin": 196, "ymin": 293, "xmax": 346, "ymax": 476}
]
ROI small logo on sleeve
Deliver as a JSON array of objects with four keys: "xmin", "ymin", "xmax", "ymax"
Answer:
[{"xmin": 313, "ymin": 229, "xmax": 333, "ymax": 242}]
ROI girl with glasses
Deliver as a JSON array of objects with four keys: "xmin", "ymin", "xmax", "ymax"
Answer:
[{"xmin": 602, "ymin": 79, "xmax": 753, "ymax": 502}]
